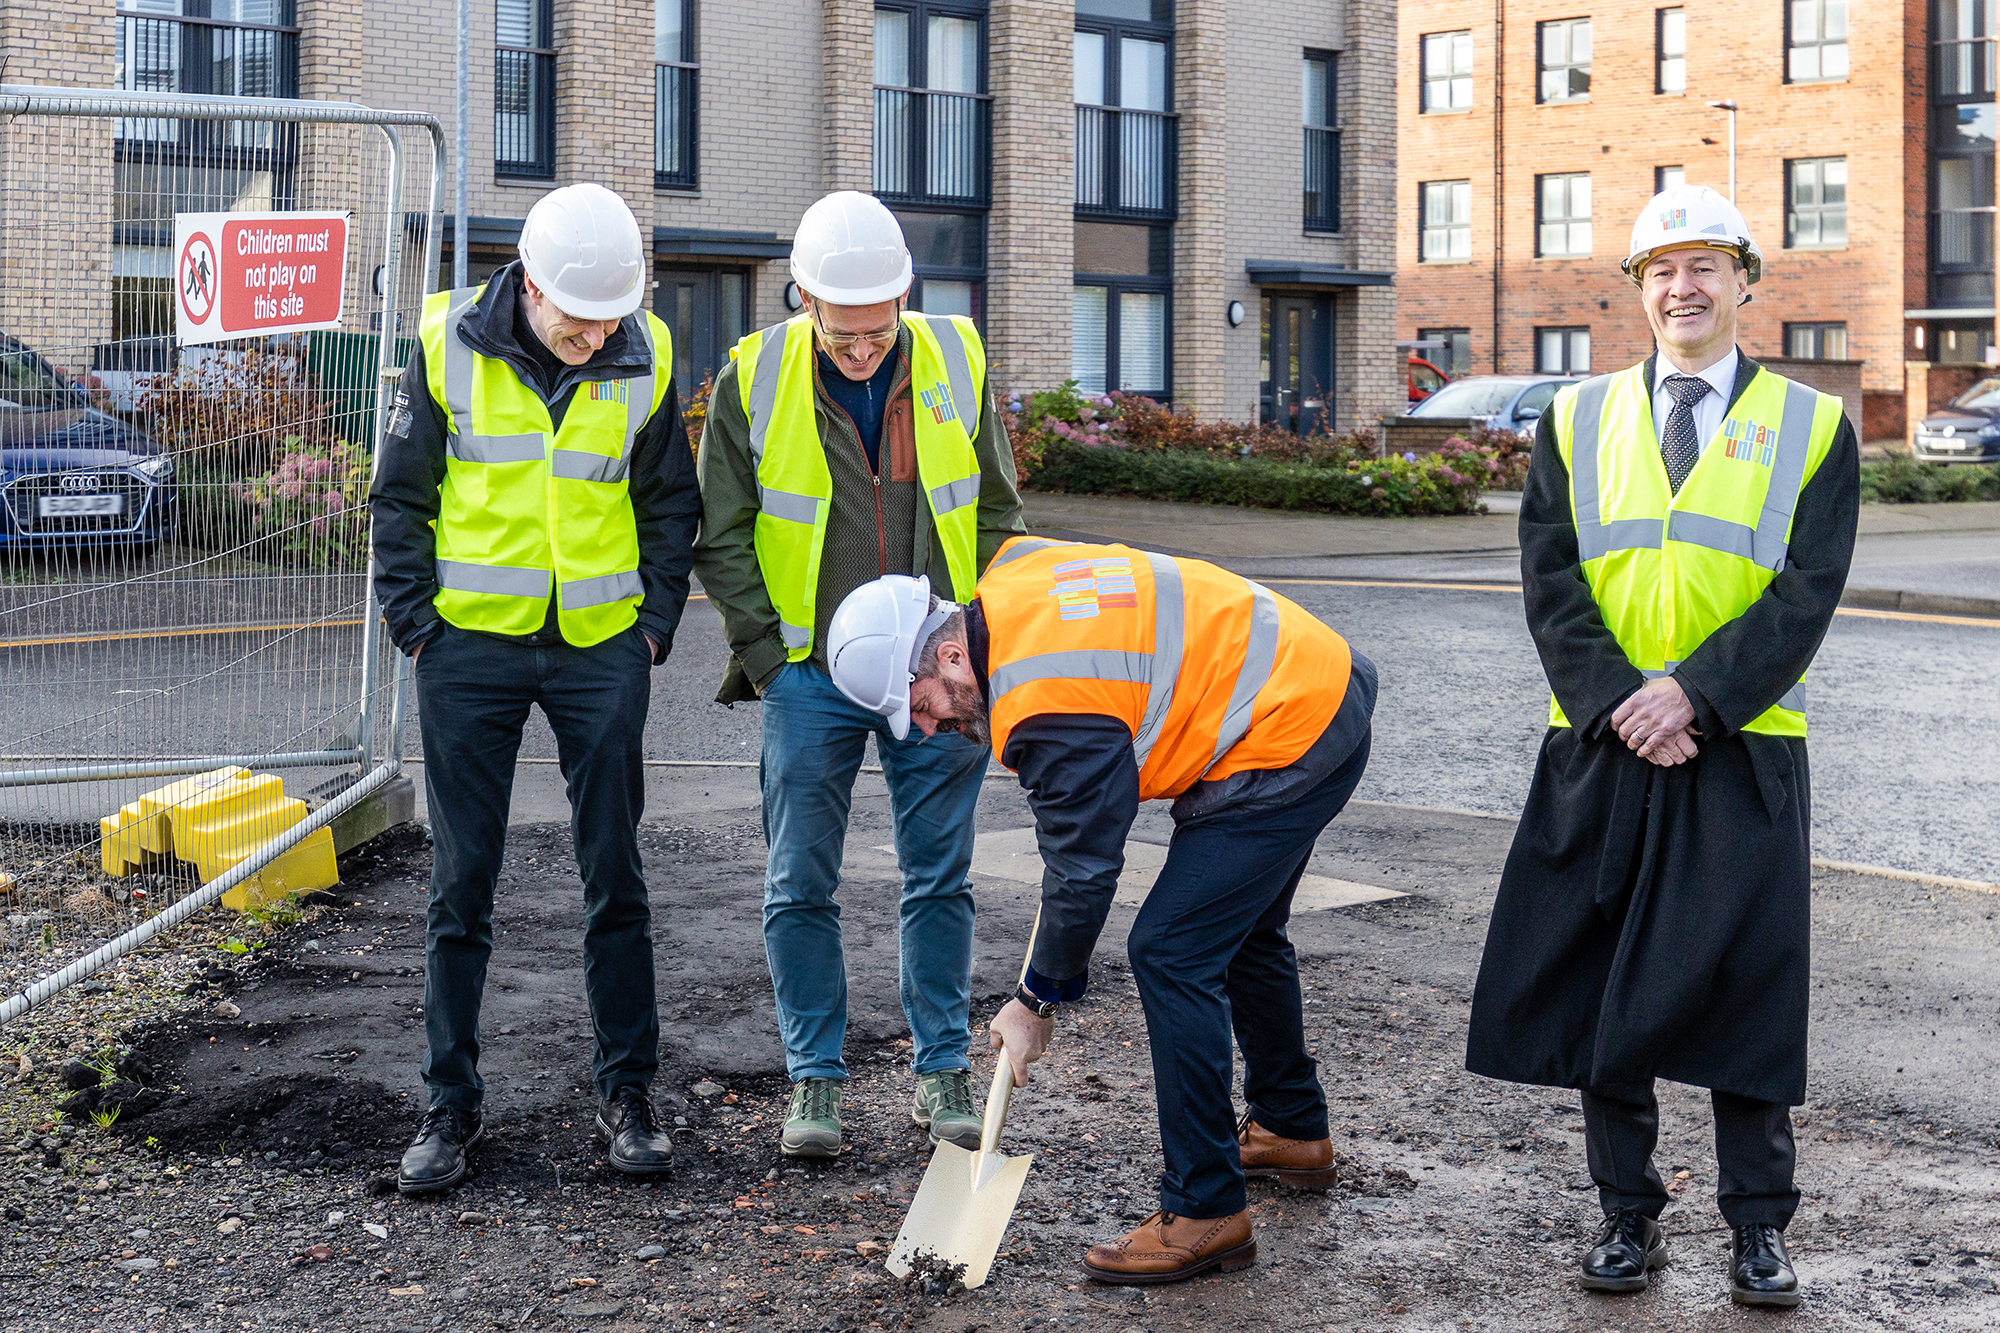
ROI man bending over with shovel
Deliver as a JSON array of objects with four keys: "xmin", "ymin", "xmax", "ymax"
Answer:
[{"xmin": 823, "ymin": 536, "xmax": 1376, "ymax": 1285}]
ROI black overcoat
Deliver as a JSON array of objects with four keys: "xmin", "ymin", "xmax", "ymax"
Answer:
[{"xmin": 1465, "ymin": 352, "xmax": 1860, "ymax": 1107}]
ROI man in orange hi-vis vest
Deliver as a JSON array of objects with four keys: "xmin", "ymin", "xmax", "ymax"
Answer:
[{"xmin": 823, "ymin": 535, "xmax": 1378, "ymax": 1287}]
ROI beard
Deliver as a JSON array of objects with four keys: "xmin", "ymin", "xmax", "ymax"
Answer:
[{"xmin": 933, "ymin": 675, "xmax": 992, "ymax": 748}]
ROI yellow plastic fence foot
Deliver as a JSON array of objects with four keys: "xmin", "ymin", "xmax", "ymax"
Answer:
[{"xmin": 216, "ymin": 826, "xmax": 341, "ymax": 911}]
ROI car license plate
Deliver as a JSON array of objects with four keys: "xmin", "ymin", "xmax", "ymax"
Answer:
[
  {"xmin": 1925, "ymin": 437, "xmax": 1967, "ymax": 450},
  {"xmin": 38, "ymin": 494, "xmax": 124, "ymax": 516}
]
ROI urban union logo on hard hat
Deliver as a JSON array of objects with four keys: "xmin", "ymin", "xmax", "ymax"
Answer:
[
  {"xmin": 919, "ymin": 380, "xmax": 958, "ymax": 426},
  {"xmin": 1048, "ymin": 556, "xmax": 1138, "ymax": 621},
  {"xmin": 1660, "ymin": 208, "xmax": 1688, "ymax": 230},
  {"xmin": 1721, "ymin": 417, "xmax": 1777, "ymax": 467}
]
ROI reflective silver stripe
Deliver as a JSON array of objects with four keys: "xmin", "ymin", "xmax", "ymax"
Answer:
[
  {"xmin": 745, "ymin": 321, "xmax": 791, "ymax": 468},
  {"xmin": 989, "ymin": 536, "xmax": 1077, "ymax": 568},
  {"xmin": 1130, "ymin": 552, "xmax": 1185, "ymax": 769},
  {"xmin": 562, "ymin": 569, "xmax": 642, "ymax": 609},
  {"xmin": 1571, "ymin": 376, "xmax": 1666, "ymax": 563},
  {"xmin": 552, "ymin": 449, "xmax": 629, "ymax": 483},
  {"xmin": 621, "ymin": 313, "xmax": 656, "ymax": 456},
  {"xmin": 1210, "ymin": 580, "xmax": 1282, "ymax": 765},
  {"xmin": 449, "ymin": 432, "xmax": 544, "ymax": 464},
  {"xmin": 436, "ymin": 559, "xmax": 550, "ymax": 599},
  {"xmin": 759, "ymin": 486, "xmax": 822, "ymax": 525},
  {"xmin": 1644, "ymin": 662, "xmax": 1807, "ymax": 715},
  {"xmin": 1666, "ymin": 510, "xmax": 1755, "ymax": 560},
  {"xmin": 929, "ymin": 474, "xmax": 980, "ymax": 516},
  {"xmin": 440, "ymin": 287, "xmax": 482, "ymax": 440},
  {"xmin": 1752, "ymin": 379, "xmax": 1820, "ymax": 571},
  {"xmin": 780, "ymin": 619, "xmax": 813, "ymax": 650},
  {"xmin": 989, "ymin": 648, "xmax": 1153, "ymax": 701},
  {"xmin": 921, "ymin": 315, "xmax": 979, "ymax": 436}
]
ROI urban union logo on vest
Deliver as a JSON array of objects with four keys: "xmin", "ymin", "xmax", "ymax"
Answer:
[
  {"xmin": 1047, "ymin": 557, "xmax": 1138, "ymax": 621},
  {"xmin": 919, "ymin": 381, "xmax": 958, "ymax": 426},
  {"xmin": 586, "ymin": 381, "xmax": 629, "ymax": 405},
  {"xmin": 1720, "ymin": 417, "xmax": 1776, "ymax": 466}
]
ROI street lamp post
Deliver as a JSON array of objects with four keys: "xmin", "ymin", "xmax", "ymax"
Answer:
[{"xmin": 1706, "ymin": 99, "xmax": 1738, "ymax": 202}]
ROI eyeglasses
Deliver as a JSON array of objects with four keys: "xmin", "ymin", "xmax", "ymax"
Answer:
[{"xmin": 811, "ymin": 308, "xmax": 899, "ymax": 351}]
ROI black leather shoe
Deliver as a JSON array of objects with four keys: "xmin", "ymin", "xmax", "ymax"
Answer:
[
  {"xmin": 596, "ymin": 1087, "xmax": 674, "ymax": 1176},
  {"xmin": 1731, "ymin": 1224, "xmax": 1801, "ymax": 1307},
  {"xmin": 1579, "ymin": 1208, "xmax": 1669, "ymax": 1293},
  {"xmin": 397, "ymin": 1106, "xmax": 482, "ymax": 1195}
]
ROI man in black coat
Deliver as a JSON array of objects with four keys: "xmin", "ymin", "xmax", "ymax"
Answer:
[{"xmin": 1466, "ymin": 185, "xmax": 1859, "ymax": 1308}]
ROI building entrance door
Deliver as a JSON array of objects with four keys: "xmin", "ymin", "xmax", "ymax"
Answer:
[
  {"xmin": 657, "ymin": 266, "xmax": 749, "ymax": 399},
  {"xmin": 1261, "ymin": 293, "xmax": 1334, "ymax": 435}
]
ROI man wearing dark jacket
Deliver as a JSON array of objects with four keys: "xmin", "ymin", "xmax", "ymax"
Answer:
[
  {"xmin": 1465, "ymin": 186, "xmax": 1859, "ymax": 1308},
  {"xmin": 369, "ymin": 184, "xmax": 700, "ymax": 1192}
]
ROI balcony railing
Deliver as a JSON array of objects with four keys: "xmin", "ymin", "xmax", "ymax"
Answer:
[
  {"xmin": 1936, "ymin": 38, "xmax": 1999, "ymax": 97},
  {"xmin": 114, "ymin": 11, "xmax": 297, "ymax": 148},
  {"xmin": 1074, "ymin": 105, "xmax": 1177, "ymax": 220},
  {"xmin": 656, "ymin": 63, "xmax": 698, "ymax": 189},
  {"xmin": 873, "ymin": 87, "xmax": 990, "ymax": 206},
  {"xmin": 496, "ymin": 44, "xmax": 555, "ymax": 177},
  {"xmin": 1303, "ymin": 126, "xmax": 1341, "ymax": 232}
]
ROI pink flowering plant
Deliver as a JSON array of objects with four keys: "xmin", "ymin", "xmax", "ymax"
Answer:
[{"xmin": 232, "ymin": 438, "xmax": 372, "ymax": 568}]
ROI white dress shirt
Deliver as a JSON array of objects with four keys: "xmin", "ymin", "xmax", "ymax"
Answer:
[{"xmin": 1650, "ymin": 348, "xmax": 1738, "ymax": 457}]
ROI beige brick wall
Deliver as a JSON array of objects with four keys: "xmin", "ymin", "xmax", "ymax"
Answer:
[
  {"xmin": 822, "ymin": 0, "xmax": 873, "ymax": 195},
  {"xmin": 0, "ymin": 0, "xmax": 117, "ymax": 358},
  {"xmin": 1171, "ymin": 0, "xmax": 1228, "ymax": 418},
  {"xmin": 986, "ymin": 0, "xmax": 1072, "ymax": 391}
]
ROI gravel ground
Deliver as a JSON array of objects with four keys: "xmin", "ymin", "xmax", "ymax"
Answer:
[{"xmin": 4, "ymin": 794, "xmax": 1999, "ymax": 1332}]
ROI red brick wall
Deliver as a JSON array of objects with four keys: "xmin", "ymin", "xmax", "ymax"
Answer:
[{"xmin": 1396, "ymin": 0, "xmax": 1926, "ymax": 401}]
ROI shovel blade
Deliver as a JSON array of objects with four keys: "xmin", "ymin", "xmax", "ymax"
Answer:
[{"xmin": 885, "ymin": 1140, "xmax": 1034, "ymax": 1289}]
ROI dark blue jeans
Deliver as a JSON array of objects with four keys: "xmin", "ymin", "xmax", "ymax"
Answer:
[
  {"xmin": 413, "ymin": 621, "xmax": 656, "ymax": 1110},
  {"xmin": 1127, "ymin": 729, "xmax": 1371, "ymax": 1219}
]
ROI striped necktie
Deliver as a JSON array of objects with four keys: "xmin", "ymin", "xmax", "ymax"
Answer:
[{"xmin": 1659, "ymin": 373, "xmax": 1711, "ymax": 494}]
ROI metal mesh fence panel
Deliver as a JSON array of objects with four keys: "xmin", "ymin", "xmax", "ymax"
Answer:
[{"xmin": 0, "ymin": 87, "xmax": 442, "ymax": 1023}]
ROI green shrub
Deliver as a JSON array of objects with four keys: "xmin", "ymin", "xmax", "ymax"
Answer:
[{"xmin": 1860, "ymin": 456, "xmax": 2000, "ymax": 503}]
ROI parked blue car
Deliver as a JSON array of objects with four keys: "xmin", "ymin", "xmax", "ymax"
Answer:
[
  {"xmin": 1404, "ymin": 373, "xmax": 1584, "ymax": 435},
  {"xmin": 0, "ymin": 335, "xmax": 176, "ymax": 554}
]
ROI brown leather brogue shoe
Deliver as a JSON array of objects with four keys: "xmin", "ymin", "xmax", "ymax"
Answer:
[
  {"xmin": 1236, "ymin": 1115, "xmax": 1339, "ymax": 1187},
  {"xmin": 1081, "ymin": 1209, "xmax": 1256, "ymax": 1286}
]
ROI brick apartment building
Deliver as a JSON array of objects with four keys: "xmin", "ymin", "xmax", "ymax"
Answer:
[
  {"xmin": 1394, "ymin": 0, "xmax": 1996, "ymax": 441},
  {"xmin": 1, "ymin": 0, "xmax": 1405, "ymax": 432}
]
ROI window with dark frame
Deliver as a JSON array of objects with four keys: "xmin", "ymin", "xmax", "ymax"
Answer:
[
  {"xmin": 656, "ymin": 0, "xmax": 698, "ymax": 190},
  {"xmin": 1784, "ymin": 322, "xmax": 1848, "ymax": 359},
  {"xmin": 1073, "ymin": 220, "xmax": 1171, "ymax": 399},
  {"xmin": 1074, "ymin": 0, "xmax": 1177, "ymax": 220},
  {"xmin": 1302, "ymin": 52, "xmax": 1340, "ymax": 232},
  {"xmin": 1420, "ymin": 180, "xmax": 1471, "ymax": 261},
  {"xmin": 1932, "ymin": 0, "xmax": 1997, "ymax": 307},
  {"xmin": 1536, "ymin": 172, "xmax": 1592, "ymax": 257},
  {"xmin": 1418, "ymin": 327, "xmax": 1473, "ymax": 377},
  {"xmin": 1787, "ymin": 0, "xmax": 1850, "ymax": 83},
  {"xmin": 874, "ymin": 2, "xmax": 990, "ymax": 207},
  {"xmin": 896, "ymin": 210, "xmax": 987, "ymax": 326},
  {"xmin": 1785, "ymin": 157, "xmax": 1848, "ymax": 248},
  {"xmin": 1656, "ymin": 164, "xmax": 1686, "ymax": 192},
  {"xmin": 496, "ymin": 0, "xmax": 554, "ymax": 178},
  {"xmin": 1422, "ymin": 30, "xmax": 1473, "ymax": 113},
  {"xmin": 1536, "ymin": 326, "xmax": 1590, "ymax": 374},
  {"xmin": 1538, "ymin": 18, "xmax": 1591, "ymax": 103},
  {"xmin": 1657, "ymin": 7, "xmax": 1686, "ymax": 93}
]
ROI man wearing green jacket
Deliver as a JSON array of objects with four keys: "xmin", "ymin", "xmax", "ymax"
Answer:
[{"xmin": 694, "ymin": 192, "xmax": 1025, "ymax": 1157}]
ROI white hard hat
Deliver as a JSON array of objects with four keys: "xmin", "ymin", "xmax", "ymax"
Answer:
[
  {"xmin": 1623, "ymin": 184, "xmax": 1762, "ymax": 287},
  {"xmin": 789, "ymin": 191, "xmax": 914, "ymax": 306},
  {"xmin": 826, "ymin": 575, "xmax": 957, "ymax": 740},
  {"xmin": 518, "ymin": 183, "xmax": 646, "ymax": 320}
]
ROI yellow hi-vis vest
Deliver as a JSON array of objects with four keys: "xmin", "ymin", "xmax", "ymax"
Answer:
[
  {"xmin": 419, "ymin": 285, "xmax": 673, "ymax": 647},
  {"xmin": 1550, "ymin": 361, "xmax": 1844, "ymax": 737},
  {"xmin": 731, "ymin": 311, "xmax": 985, "ymax": 660}
]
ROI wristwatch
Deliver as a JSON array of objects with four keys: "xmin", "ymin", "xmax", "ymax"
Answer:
[{"xmin": 1014, "ymin": 984, "xmax": 1060, "ymax": 1018}]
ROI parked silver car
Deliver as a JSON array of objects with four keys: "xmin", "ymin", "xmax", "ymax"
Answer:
[
  {"xmin": 1912, "ymin": 377, "xmax": 2000, "ymax": 463},
  {"xmin": 1404, "ymin": 373, "xmax": 1584, "ymax": 435}
]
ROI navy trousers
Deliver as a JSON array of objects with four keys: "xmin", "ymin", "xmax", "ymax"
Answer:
[
  {"xmin": 413, "ymin": 621, "xmax": 657, "ymax": 1110},
  {"xmin": 1127, "ymin": 729, "xmax": 1371, "ymax": 1219}
]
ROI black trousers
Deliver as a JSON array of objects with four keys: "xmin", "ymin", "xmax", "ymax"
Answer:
[
  {"xmin": 1582, "ymin": 1080, "xmax": 1799, "ymax": 1229},
  {"xmin": 413, "ymin": 621, "xmax": 657, "ymax": 1110}
]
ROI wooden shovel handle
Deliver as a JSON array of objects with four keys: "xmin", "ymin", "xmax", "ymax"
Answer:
[{"xmin": 979, "ymin": 1051, "xmax": 1014, "ymax": 1157}]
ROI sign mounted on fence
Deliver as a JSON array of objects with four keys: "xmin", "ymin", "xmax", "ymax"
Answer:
[{"xmin": 173, "ymin": 210, "xmax": 350, "ymax": 345}]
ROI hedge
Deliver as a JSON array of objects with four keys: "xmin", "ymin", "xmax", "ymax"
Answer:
[{"xmin": 1859, "ymin": 456, "xmax": 2000, "ymax": 504}]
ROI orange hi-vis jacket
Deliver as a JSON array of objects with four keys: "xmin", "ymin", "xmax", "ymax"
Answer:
[{"xmin": 978, "ymin": 536, "xmax": 1353, "ymax": 800}]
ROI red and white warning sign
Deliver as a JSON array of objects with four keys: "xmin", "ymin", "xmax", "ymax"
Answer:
[{"xmin": 172, "ymin": 210, "xmax": 349, "ymax": 345}]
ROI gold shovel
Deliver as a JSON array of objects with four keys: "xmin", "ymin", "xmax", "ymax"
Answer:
[{"xmin": 885, "ymin": 1053, "xmax": 1034, "ymax": 1289}]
